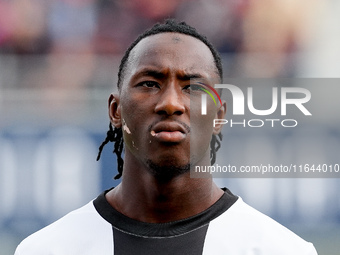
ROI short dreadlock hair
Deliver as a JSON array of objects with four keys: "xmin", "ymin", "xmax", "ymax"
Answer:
[{"xmin": 97, "ymin": 19, "xmax": 223, "ymax": 179}]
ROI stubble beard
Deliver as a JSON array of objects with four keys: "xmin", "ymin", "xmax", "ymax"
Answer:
[{"xmin": 145, "ymin": 159, "xmax": 191, "ymax": 182}]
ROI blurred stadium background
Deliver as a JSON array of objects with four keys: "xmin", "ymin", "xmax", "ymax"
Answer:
[{"xmin": 0, "ymin": 0, "xmax": 340, "ymax": 254}]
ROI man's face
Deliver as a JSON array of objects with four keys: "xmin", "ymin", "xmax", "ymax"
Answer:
[{"xmin": 110, "ymin": 32, "xmax": 225, "ymax": 178}]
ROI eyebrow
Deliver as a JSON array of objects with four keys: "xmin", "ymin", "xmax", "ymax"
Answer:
[
  {"xmin": 137, "ymin": 70, "xmax": 165, "ymax": 80},
  {"xmin": 178, "ymin": 73, "xmax": 204, "ymax": 81},
  {"xmin": 133, "ymin": 68, "xmax": 206, "ymax": 81}
]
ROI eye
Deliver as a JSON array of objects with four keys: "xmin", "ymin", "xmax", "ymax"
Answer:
[
  {"xmin": 183, "ymin": 84, "xmax": 204, "ymax": 93},
  {"xmin": 139, "ymin": 81, "xmax": 160, "ymax": 88}
]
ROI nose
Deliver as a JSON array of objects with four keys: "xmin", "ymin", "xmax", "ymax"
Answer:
[{"xmin": 154, "ymin": 83, "xmax": 186, "ymax": 116}]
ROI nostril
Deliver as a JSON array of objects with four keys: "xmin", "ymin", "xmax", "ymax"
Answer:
[
  {"xmin": 154, "ymin": 96, "xmax": 185, "ymax": 115},
  {"xmin": 155, "ymin": 104, "xmax": 185, "ymax": 116}
]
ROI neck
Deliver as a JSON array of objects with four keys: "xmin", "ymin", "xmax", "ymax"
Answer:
[{"xmin": 105, "ymin": 152, "xmax": 223, "ymax": 223}]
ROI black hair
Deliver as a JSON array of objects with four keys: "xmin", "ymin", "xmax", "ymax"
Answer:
[
  {"xmin": 117, "ymin": 19, "xmax": 223, "ymax": 89},
  {"xmin": 97, "ymin": 123, "xmax": 124, "ymax": 179},
  {"xmin": 97, "ymin": 19, "xmax": 223, "ymax": 179}
]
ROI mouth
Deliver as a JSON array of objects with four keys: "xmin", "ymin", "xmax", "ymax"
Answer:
[{"xmin": 150, "ymin": 121, "xmax": 189, "ymax": 143}]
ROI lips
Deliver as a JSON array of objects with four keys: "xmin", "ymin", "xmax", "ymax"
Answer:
[{"xmin": 151, "ymin": 121, "xmax": 189, "ymax": 143}]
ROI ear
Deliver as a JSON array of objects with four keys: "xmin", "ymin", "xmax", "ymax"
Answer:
[
  {"xmin": 108, "ymin": 94, "xmax": 122, "ymax": 128},
  {"xmin": 213, "ymin": 100, "xmax": 227, "ymax": 135}
]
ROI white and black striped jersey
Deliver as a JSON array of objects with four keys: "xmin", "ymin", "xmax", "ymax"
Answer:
[{"xmin": 15, "ymin": 188, "xmax": 317, "ymax": 255}]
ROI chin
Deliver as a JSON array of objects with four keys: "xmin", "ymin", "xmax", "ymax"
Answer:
[{"xmin": 145, "ymin": 159, "xmax": 190, "ymax": 181}]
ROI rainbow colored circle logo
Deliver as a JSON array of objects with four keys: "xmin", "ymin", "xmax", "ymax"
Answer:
[{"xmin": 197, "ymin": 82, "xmax": 222, "ymax": 107}]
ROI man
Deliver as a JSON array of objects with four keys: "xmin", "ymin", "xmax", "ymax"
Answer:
[{"xmin": 15, "ymin": 19, "xmax": 317, "ymax": 255}]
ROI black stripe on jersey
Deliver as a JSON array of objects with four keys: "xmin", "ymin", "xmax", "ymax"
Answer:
[
  {"xmin": 113, "ymin": 225, "xmax": 209, "ymax": 255},
  {"xmin": 94, "ymin": 187, "xmax": 238, "ymax": 238}
]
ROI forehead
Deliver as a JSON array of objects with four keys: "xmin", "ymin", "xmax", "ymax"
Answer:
[{"xmin": 124, "ymin": 32, "xmax": 218, "ymax": 81}]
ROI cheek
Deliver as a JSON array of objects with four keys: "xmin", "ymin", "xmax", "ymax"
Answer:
[
  {"xmin": 190, "ymin": 106, "xmax": 216, "ymax": 159},
  {"xmin": 120, "ymin": 89, "xmax": 155, "ymax": 119},
  {"xmin": 190, "ymin": 93, "xmax": 219, "ymax": 146},
  {"xmin": 190, "ymin": 98, "xmax": 216, "ymax": 135},
  {"xmin": 120, "ymin": 107, "xmax": 141, "ymax": 138},
  {"xmin": 120, "ymin": 92, "xmax": 147, "ymax": 130},
  {"xmin": 120, "ymin": 98, "xmax": 153, "ymax": 153}
]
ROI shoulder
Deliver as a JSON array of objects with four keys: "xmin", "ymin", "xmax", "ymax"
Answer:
[
  {"xmin": 203, "ymin": 197, "xmax": 318, "ymax": 255},
  {"xmin": 15, "ymin": 201, "xmax": 113, "ymax": 255}
]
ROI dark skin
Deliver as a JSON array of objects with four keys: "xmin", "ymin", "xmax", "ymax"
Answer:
[{"xmin": 107, "ymin": 32, "xmax": 227, "ymax": 223}]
